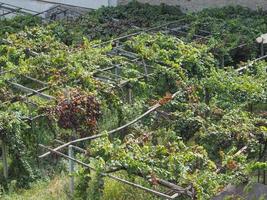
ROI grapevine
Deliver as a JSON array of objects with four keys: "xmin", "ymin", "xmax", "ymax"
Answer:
[{"xmin": 0, "ymin": 3, "xmax": 266, "ymax": 200}]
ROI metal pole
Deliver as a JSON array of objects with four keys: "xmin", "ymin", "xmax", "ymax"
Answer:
[
  {"xmin": 1, "ymin": 140, "xmax": 8, "ymax": 179},
  {"xmin": 68, "ymin": 145, "xmax": 74, "ymax": 195}
]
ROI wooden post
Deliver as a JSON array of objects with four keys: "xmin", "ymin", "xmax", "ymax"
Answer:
[
  {"xmin": 1, "ymin": 140, "xmax": 8, "ymax": 179},
  {"xmin": 68, "ymin": 145, "xmax": 75, "ymax": 195}
]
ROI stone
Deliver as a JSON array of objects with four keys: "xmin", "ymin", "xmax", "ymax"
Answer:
[{"xmin": 212, "ymin": 183, "xmax": 267, "ymax": 200}]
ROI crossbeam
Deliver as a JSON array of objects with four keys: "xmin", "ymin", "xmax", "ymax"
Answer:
[{"xmin": 7, "ymin": 81, "xmax": 55, "ymax": 100}]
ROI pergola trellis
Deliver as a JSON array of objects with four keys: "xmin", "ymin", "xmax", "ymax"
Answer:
[
  {"xmin": 26, "ymin": 35, "xmax": 196, "ymax": 198},
  {"xmin": 32, "ymin": 19, "xmax": 203, "ymax": 191},
  {"xmin": 37, "ymin": 18, "xmax": 264, "ymax": 199},
  {"xmin": 1, "ymin": 3, "xmax": 266, "ymax": 198},
  {"xmin": 38, "ymin": 53, "xmax": 267, "ymax": 199},
  {"xmin": 0, "ymin": 6, "xmax": 204, "ymax": 199}
]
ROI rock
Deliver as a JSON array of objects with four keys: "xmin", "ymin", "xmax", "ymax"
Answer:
[{"xmin": 213, "ymin": 183, "xmax": 267, "ymax": 200}]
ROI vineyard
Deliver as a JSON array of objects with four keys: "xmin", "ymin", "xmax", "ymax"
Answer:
[{"xmin": 0, "ymin": 2, "xmax": 267, "ymax": 200}]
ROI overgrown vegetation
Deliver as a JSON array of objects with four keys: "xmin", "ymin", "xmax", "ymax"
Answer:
[{"xmin": 0, "ymin": 2, "xmax": 266, "ymax": 200}]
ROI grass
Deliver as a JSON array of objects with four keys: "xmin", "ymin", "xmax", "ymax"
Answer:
[
  {"xmin": 102, "ymin": 177, "xmax": 161, "ymax": 200},
  {"xmin": 101, "ymin": 171, "xmax": 162, "ymax": 200},
  {"xmin": 1, "ymin": 175, "xmax": 69, "ymax": 200},
  {"xmin": 1, "ymin": 170, "xmax": 174, "ymax": 200}
]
